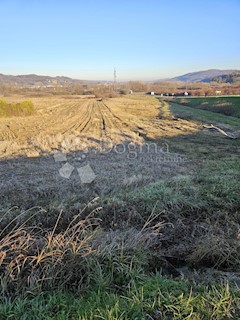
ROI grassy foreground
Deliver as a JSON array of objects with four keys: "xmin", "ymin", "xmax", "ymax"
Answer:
[
  {"xmin": 1, "ymin": 276, "xmax": 239, "ymax": 319},
  {"xmin": 0, "ymin": 96, "xmax": 240, "ymax": 319},
  {"xmin": 1, "ymin": 204, "xmax": 239, "ymax": 319}
]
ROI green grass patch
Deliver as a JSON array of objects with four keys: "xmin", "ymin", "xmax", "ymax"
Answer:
[
  {"xmin": 167, "ymin": 101, "xmax": 240, "ymax": 127},
  {"xmin": 1, "ymin": 275, "xmax": 240, "ymax": 319},
  {"xmin": 107, "ymin": 156, "xmax": 240, "ymax": 215},
  {"xmin": 0, "ymin": 100, "xmax": 35, "ymax": 117},
  {"xmin": 99, "ymin": 151, "xmax": 240, "ymax": 268},
  {"xmin": 171, "ymin": 96, "xmax": 240, "ymax": 118}
]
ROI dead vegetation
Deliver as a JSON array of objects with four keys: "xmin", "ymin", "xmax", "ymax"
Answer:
[
  {"xmin": 0, "ymin": 94, "xmax": 199, "ymax": 158},
  {"xmin": 0, "ymin": 200, "xmax": 165, "ymax": 296}
]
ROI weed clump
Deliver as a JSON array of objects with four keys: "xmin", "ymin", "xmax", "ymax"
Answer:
[{"xmin": 0, "ymin": 100, "xmax": 35, "ymax": 117}]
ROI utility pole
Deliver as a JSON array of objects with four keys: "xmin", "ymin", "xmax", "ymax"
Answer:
[{"xmin": 113, "ymin": 68, "xmax": 117, "ymax": 92}]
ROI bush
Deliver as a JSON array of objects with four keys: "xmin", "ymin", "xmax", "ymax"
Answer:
[{"xmin": 0, "ymin": 100, "xmax": 35, "ymax": 117}]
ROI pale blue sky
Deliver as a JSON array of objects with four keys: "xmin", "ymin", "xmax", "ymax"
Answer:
[{"xmin": 0, "ymin": 0, "xmax": 239, "ymax": 80}]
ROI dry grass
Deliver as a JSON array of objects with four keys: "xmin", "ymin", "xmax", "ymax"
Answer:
[
  {"xmin": 0, "ymin": 94, "xmax": 199, "ymax": 158},
  {"xmin": 0, "ymin": 200, "xmax": 165, "ymax": 296},
  {"xmin": 188, "ymin": 233, "xmax": 240, "ymax": 268},
  {"xmin": 0, "ymin": 209, "xmax": 97, "ymax": 295}
]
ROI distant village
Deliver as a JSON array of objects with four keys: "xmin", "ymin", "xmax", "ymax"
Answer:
[{"xmin": 145, "ymin": 90, "xmax": 223, "ymax": 97}]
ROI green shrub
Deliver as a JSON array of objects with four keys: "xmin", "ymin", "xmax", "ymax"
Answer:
[{"xmin": 0, "ymin": 100, "xmax": 35, "ymax": 117}]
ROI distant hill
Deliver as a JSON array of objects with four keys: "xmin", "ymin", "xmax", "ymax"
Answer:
[
  {"xmin": 211, "ymin": 71, "xmax": 240, "ymax": 84},
  {"xmin": 171, "ymin": 69, "xmax": 239, "ymax": 82},
  {"xmin": 0, "ymin": 73, "xmax": 89, "ymax": 87}
]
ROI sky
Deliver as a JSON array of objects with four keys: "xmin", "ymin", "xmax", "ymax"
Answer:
[{"xmin": 0, "ymin": 0, "xmax": 239, "ymax": 81}]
